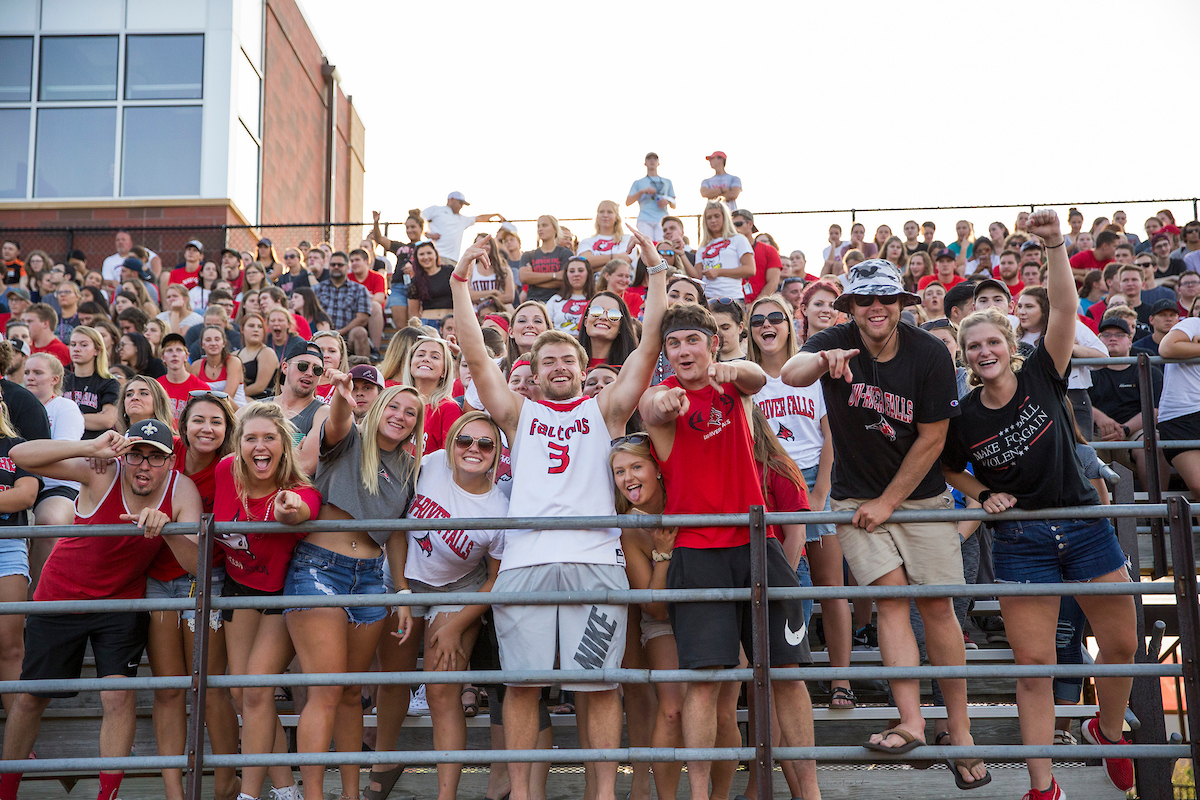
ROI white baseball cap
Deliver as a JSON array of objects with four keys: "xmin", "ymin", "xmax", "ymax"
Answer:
[{"xmin": 447, "ymin": 191, "xmax": 470, "ymax": 205}]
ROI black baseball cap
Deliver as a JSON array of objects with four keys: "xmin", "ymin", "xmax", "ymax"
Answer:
[
  {"xmin": 935, "ymin": 248, "xmax": 956, "ymax": 262},
  {"xmin": 126, "ymin": 418, "xmax": 175, "ymax": 454},
  {"xmin": 1150, "ymin": 299, "xmax": 1179, "ymax": 316},
  {"xmin": 1098, "ymin": 317, "xmax": 1131, "ymax": 335},
  {"xmin": 1019, "ymin": 240, "xmax": 1043, "ymax": 252},
  {"xmin": 161, "ymin": 332, "xmax": 187, "ymax": 351},
  {"xmin": 284, "ymin": 339, "xmax": 322, "ymax": 362},
  {"xmin": 973, "ymin": 278, "xmax": 1012, "ymax": 299}
]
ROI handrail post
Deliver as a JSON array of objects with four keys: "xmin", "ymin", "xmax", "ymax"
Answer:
[
  {"xmin": 1138, "ymin": 353, "xmax": 1168, "ymax": 578},
  {"xmin": 184, "ymin": 514, "xmax": 216, "ymax": 800},
  {"xmin": 1167, "ymin": 496, "xmax": 1200, "ymax": 770},
  {"xmin": 748, "ymin": 505, "xmax": 773, "ymax": 800}
]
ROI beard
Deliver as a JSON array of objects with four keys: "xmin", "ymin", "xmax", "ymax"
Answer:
[{"xmin": 540, "ymin": 375, "xmax": 582, "ymax": 401}]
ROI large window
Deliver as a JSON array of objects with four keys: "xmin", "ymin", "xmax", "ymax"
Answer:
[{"xmin": 0, "ymin": 32, "xmax": 204, "ymax": 199}]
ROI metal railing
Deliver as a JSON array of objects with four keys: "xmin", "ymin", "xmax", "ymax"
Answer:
[{"xmin": 0, "ymin": 497, "xmax": 1197, "ymax": 799}]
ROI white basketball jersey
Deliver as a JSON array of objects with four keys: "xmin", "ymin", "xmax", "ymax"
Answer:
[{"xmin": 504, "ymin": 396, "xmax": 621, "ymax": 571}]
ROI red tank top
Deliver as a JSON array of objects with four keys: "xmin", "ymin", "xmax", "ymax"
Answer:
[
  {"xmin": 35, "ymin": 466, "xmax": 179, "ymax": 601},
  {"xmin": 200, "ymin": 357, "xmax": 228, "ymax": 382},
  {"xmin": 147, "ymin": 440, "xmax": 223, "ymax": 581},
  {"xmin": 658, "ymin": 377, "xmax": 769, "ymax": 549}
]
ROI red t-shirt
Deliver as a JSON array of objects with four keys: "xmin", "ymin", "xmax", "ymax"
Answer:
[
  {"xmin": 423, "ymin": 397, "xmax": 464, "ymax": 454},
  {"xmin": 657, "ymin": 378, "xmax": 769, "ymax": 549},
  {"xmin": 350, "ymin": 270, "xmax": 386, "ymax": 299},
  {"xmin": 743, "ymin": 242, "xmax": 783, "ymax": 303},
  {"xmin": 315, "ymin": 383, "xmax": 336, "ymax": 405},
  {"xmin": 1069, "ymin": 249, "xmax": 1112, "ymax": 278},
  {"xmin": 917, "ymin": 273, "xmax": 965, "ymax": 292},
  {"xmin": 212, "ymin": 455, "xmax": 321, "ymax": 592},
  {"xmin": 35, "ymin": 467, "xmax": 177, "ymax": 601},
  {"xmin": 622, "ymin": 290, "xmax": 644, "ymax": 320},
  {"xmin": 757, "ymin": 461, "xmax": 810, "ymax": 545},
  {"xmin": 1087, "ymin": 301, "xmax": 1108, "ymax": 326},
  {"xmin": 158, "ymin": 373, "xmax": 214, "ymax": 423},
  {"xmin": 292, "ymin": 313, "xmax": 312, "ymax": 340},
  {"xmin": 32, "ymin": 337, "xmax": 71, "ymax": 367},
  {"xmin": 169, "ymin": 265, "xmax": 202, "ymax": 289}
]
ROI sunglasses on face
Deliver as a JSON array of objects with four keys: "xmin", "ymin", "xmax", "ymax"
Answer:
[
  {"xmin": 852, "ymin": 294, "xmax": 901, "ymax": 307},
  {"xmin": 292, "ymin": 362, "xmax": 324, "ymax": 376},
  {"xmin": 588, "ymin": 307, "xmax": 622, "ymax": 322},
  {"xmin": 454, "ymin": 434, "xmax": 496, "ymax": 452},
  {"xmin": 749, "ymin": 311, "xmax": 788, "ymax": 328},
  {"xmin": 733, "ymin": 220, "xmax": 748, "ymax": 227},
  {"xmin": 658, "ymin": 249, "xmax": 675, "ymax": 257},
  {"xmin": 611, "ymin": 433, "xmax": 649, "ymax": 447}
]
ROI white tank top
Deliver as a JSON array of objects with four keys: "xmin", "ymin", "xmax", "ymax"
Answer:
[
  {"xmin": 504, "ymin": 395, "xmax": 621, "ymax": 571},
  {"xmin": 471, "ymin": 263, "xmax": 501, "ymax": 295},
  {"xmin": 752, "ymin": 374, "xmax": 827, "ymax": 470}
]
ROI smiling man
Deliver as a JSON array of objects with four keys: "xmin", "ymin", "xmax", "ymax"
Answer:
[{"xmin": 781, "ymin": 259, "xmax": 988, "ymax": 788}]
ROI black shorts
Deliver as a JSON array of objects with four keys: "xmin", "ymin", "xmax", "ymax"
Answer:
[
  {"xmin": 667, "ymin": 538, "xmax": 812, "ymax": 670},
  {"xmin": 35, "ymin": 485, "xmax": 78, "ymax": 505},
  {"xmin": 1159, "ymin": 410, "xmax": 1200, "ymax": 465},
  {"xmin": 21, "ymin": 612, "xmax": 149, "ymax": 698},
  {"xmin": 221, "ymin": 574, "xmax": 284, "ymax": 621}
]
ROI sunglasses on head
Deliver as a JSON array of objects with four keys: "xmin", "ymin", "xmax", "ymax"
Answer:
[
  {"xmin": 588, "ymin": 307, "xmax": 622, "ymax": 321},
  {"xmin": 920, "ymin": 318, "xmax": 953, "ymax": 332},
  {"xmin": 611, "ymin": 433, "xmax": 649, "ymax": 447},
  {"xmin": 292, "ymin": 361, "xmax": 324, "ymax": 376},
  {"xmin": 852, "ymin": 294, "xmax": 901, "ymax": 307},
  {"xmin": 454, "ymin": 434, "xmax": 495, "ymax": 453},
  {"xmin": 189, "ymin": 389, "xmax": 229, "ymax": 399},
  {"xmin": 749, "ymin": 311, "xmax": 788, "ymax": 328}
]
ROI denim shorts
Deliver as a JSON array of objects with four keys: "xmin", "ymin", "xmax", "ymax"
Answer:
[
  {"xmin": 284, "ymin": 541, "xmax": 387, "ymax": 624},
  {"xmin": 387, "ymin": 280, "xmax": 408, "ymax": 308},
  {"xmin": 146, "ymin": 568, "xmax": 226, "ymax": 630},
  {"xmin": 419, "ymin": 317, "xmax": 444, "ymax": 333},
  {"xmin": 800, "ymin": 464, "xmax": 834, "ymax": 541},
  {"xmin": 0, "ymin": 536, "xmax": 29, "ymax": 581},
  {"xmin": 992, "ymin": 517, "xmax": 1128, "ymax": 584}
]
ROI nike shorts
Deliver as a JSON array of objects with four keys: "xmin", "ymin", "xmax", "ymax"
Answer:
[
  {"xmin": 21, "ymin": 611, "xmax": 150, "ymax": 698},
  {"xmin": 668, "ymin": 539, "xmax": 812, "ymax": 670},
  {"xmin": 492, "ymin": 563, "xmax": 628, "ymax": 692}
]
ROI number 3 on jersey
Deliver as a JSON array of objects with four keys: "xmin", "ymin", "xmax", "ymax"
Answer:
[{"xmin": 547, "ymin": 442, "xmax": 570, "ymax": 474}]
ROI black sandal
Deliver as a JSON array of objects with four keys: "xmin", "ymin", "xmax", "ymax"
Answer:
[
  {"xmin": 462, "ymin": 686, "xmax": 480, "ymax": 717},
  {"xmin": 363, "ymin": 764, "xmax": 405, "ymax": 800},
  {"xmin": 829, "ymin": 686, "xmax": 857, "ymax": 709}
]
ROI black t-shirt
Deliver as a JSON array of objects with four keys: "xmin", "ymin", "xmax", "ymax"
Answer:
[
  {"xmin": 944, "ymin": 341, "xmax": 1099, "ymax": 510},
  {"xmin": 1155, "ymin": 257, "xmax": 1186, "ymax": 281},
  {"xmin": 422, "ymin": 266, "xmax": 454, "ymax": 311},
  {"xmin": 0, "ymin": 380, "xmax": 50, "ymax": 440},
  {"xmin": 519, "ymin": 246, "xmax": 574, "ymax": 303},
  {"xmin": 276, "ymin": 270, "xmax": 312, "ymax": 295},
  {"xmin": 0, "ymin": 436, "xmax": 38, "ymax": 526},
  {"xmin": 62, "ymin": 372, "xmax": 120, "ymax": 440},
  {"xmin": 801, "ymin": 321, "xmax": 960, "ymax": 501},
  {"xmin": 387, "ymin": 241, "xmax": 417, "ymax": 284},
  {"xmin": 1131, "ymin": 335, "xmax": 1160, "ymax": 357},
  {"xmin": 1088, "ymin": 363, "xmax": 1162, "ymax": 424}
]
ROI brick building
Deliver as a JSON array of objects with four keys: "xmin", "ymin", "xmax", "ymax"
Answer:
[{"xmin": 0, "ymin": 0, "xmax": 365, "ymax": 267}]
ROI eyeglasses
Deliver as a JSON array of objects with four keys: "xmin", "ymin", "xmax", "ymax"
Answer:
[
  {"xmin": 454, "ymin": 434, "xmax": 496, "ymax": 452},
  {"xmin": 587, "ymin": 307, "xmax": 622, "ymax": 322},
  {"xmin": 189, "ymin": 389, "xmax": 229, "ymax": 399},
  {"xmin": 852, "ymin": 295, "xmax": 901, "ymax": 307},
  {"xmin": 611, "ymin": 433, "xmax": 649, "ymax": 447},
  {"xmin": 328, "ymin": 261, "xmax": 347, "ymax": 268},
  {"xmin": 292, "ymin": 362, "xmax": 324, "ymax": 376},
  {"xmin": 124, "ymin": 450, "xmax": 170, "ymax": 468},
  {"xmin": 749, "ymin": 311, "xmax": 788, "ymax": 328},
  {"xmin": 284, "ymin": 253, "xmax": 299, "ymax": 259}
]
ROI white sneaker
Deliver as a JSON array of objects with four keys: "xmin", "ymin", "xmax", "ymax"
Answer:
[
  {"xmin": 268, "ymin": 784, "xmax": 301, "ymax": 800},
  {"xmin": 409, "ymin": 684, "xmax": 431, "ymax": 716}
]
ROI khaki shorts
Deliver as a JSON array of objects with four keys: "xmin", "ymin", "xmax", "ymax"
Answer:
[{"xmin": 832, "ymin": 492, "xmax": 964, "ymax": 587}]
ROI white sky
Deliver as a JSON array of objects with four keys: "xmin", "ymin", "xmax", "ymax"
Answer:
[{"xmin": 305, "ymin": 0, "xmax": 1200, "ymax": 262}]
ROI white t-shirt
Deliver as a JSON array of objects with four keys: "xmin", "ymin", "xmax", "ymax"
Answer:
[
  {"xmin": 753, "ymin": 374, "xmax": 827, "ymax": 469},
  {"xmin": 1158, "ymin": 317, "xmax": 1200, "ymax": 422},
  {"xmin": 157, "ymin": 310, "xmax": 204, "ymax": 332},
  {"xmin": 102, "ymin": 249, "xmax": 158, "ymax": 283},
  {"xmin": 1019, "ymin": 318, "xmax": 1101, "ymax": 390},
  {"xmin": 422, "ymin": 205, "xmax": 477, "ymax": 263},
  {"xmin": 45, "ymin": 395, "xmax": 83, "ymax": 491},
  {"xmin": 695, "ymin": 234, "xmax": 753, "ymax": 299},
  {"xmin": 545, "ymin": 294, "xmax": 589, "ymax": 336},
  {"xmin": 577, "ymin": 234, "xmax": 632, "ymax": 260},
  {"xmin": 404, "ymin": 450, "xmax": 508, "ymax": 586}
]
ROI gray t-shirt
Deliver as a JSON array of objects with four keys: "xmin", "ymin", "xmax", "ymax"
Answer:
[{"xmin": 316, "ymin": 421, "xmax": 416, "ymax": 546}]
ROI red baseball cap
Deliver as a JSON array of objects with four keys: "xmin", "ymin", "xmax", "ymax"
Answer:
[{"xmin": 705, "ymin": 151, "xmax": 727, "ymax": 161}]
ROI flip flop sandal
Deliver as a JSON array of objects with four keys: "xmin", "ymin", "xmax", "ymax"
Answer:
[
  {"xmin": 946, "ymin": 757, "xmax": 993, "ymax": 791},
  {"xmin": 862, "ymin": 728, "xmax": 925, "ymax": 755},
  {"xmin": 912, "ymin": 731, "xmax": 950, "ymax": 770},
  {"xmin": 363, "ymin": 763, "xmax": 405, "ymax": 800},
  {"xmin": 829, "ymin": 686, "xmax": 857, "ymax": 709}
]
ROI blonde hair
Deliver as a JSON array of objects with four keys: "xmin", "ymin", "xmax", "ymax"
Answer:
[
  {"xmin": 538, "ymin": 214, "xmax": 563, "ymax": 244},
  {"xmin": 0, "ymin": 401, "xmax": 17, "ymax": 439},
  {"xmin": 120, "ymin": 374, "xmax": 176, "ymax": 433},
  {"xmin": 529, "ymin": 329, "xmax": 588, "ymax": 376},
  {"xmin": 401, "ymin": 336, "xmax": 454, "ymax": 406},
  {"xmin": 443, "ymin": 411, "xmax": 502, "ymax": 476},
  {"xmin": 359, "ymin": 385, "xmax": 425, "ymax": 496},
  {"xmin": 165, "ymin": 283, "xmax": 194, "ymax": 314},
  {"xmin": 957, "ymin": 307, "xmax": 1025, "ymax": 387},
  {"xmin": 593, "ymin": 200, "xmax": 622, "ymax": 238},
  {"xmin": 381, "ymin": 326, "xmax": 425, "ymax": 383},
  {"xmin": 609, "ymin": 436, "xmax": 664, "ymax": 515},
  {"xmin": 700, "ymin": 200, "xmax": 737, "ymax": 247},
  {"xmin": 28, "ymin": 353, "xmax": 63, "ymax": 396},
  {"xmin": 231, "ymin": 401, "xmax": 311, "ymax": 497},
  {"xmin": 69, "ymin": 325, "xmax": 112, "ymax": 379},
  {"xmin": 310, "ymin": 330, "xmax": 348, "ymax": 373},
  {"xmin": 744, "ymin": 295, "xmax": 799, "ymax": 365}
]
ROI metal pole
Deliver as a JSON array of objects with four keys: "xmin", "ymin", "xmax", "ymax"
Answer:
[
  {"xmin": 850, "ymin": 209, "xmax": 856, "ymax": 224},
  {"xmin": 748, "ymin": 505, "xmax": 773, "ymax": 800},
  {"xmin": 1167, "ymin": 496, "xmax": 1200, "ymax": 769},
  {"xmin": 1138, "ymin": 353, "xmax": 1168, "ymax": 578},
  {"xmin": 184, "ymin": 515, "xmax": 216, "ymax": 800}
]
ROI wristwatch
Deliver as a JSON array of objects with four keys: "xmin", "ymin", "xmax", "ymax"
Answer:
[
  {"xmin": 977, "ymin": 490, "xmax": 994, "ymax": 504},
  {"xmin": 1122, "ymin": 424, "xmax": 1131, "ymax": 437},
  {"xmin": 652, "ymin": 550, "xmax": 672, "ymax": 562},
  {"xmin": 647, "ymin": 260, "xmax": 669, "ymax": 275}
]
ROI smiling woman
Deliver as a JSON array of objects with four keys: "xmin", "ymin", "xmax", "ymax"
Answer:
[{"xmin": 581, "ymin": 291, "xmax": 638, "ymax": 368}]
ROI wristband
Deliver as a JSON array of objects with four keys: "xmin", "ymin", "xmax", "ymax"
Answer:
[
  {"xmin": 977, "ymin": 490, "xmax": 994, "ymax": 504},
  {"xmin": 652, "ymin": 550, "xmax": 672, "ymax": 562},
  {"xmin": 1043, "ymin": 239, "xmax": 1065, "ymax": 249},
  {"xmin": 451, "ymin": 273, "xmax": 469, "ymax": 283}
]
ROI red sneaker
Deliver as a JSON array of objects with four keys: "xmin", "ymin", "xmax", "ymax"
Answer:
[
  {"xmin": 1082, "ymin": 715, "xmax": 1135, "ymax": 791},
  {"xmin": 1022, "ymin": 776, "xmax": 1064, "ymax": 799}
]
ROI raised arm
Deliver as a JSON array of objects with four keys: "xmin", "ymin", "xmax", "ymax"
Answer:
[
  {"xmin": 1030, "ymin": 209, "xmax": 1077, "ymax": 376},
  {"xmin": 320, "ymin": 369, "xmax": 355, "ymax": 451},
  {"xmin": 452, "ymin": 238, "xmax": 523, "ymax": 434},
  {"xmin": 11, "ymin": 430, "xmax": 131, "ymax": 489},
  {"xmin": 600, "ymin": 226, "xmax": 667, "ymax": 430},
  {"xmin": 370, "ymin": 210, "xmax": 394, "ymax": 251},
  {"xmin": 473, "ymin": 213, "xmax": 505, "ymax": 224},
  {"xmin": 781, "ymin": 347, "xmax": 860, "ymax": 388}
]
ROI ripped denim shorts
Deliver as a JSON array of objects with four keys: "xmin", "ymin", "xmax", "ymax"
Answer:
[
  {"xmin": 283, "ymin": 540, "xmax": 387, "ymax": 624},
  {"xmin": 145, "ymin": 568, "xmax": 226, "ymax": 632}
]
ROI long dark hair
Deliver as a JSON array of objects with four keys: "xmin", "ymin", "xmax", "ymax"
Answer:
[
  {"xmin": 581, "ymin": 291, "xmax": 639, "ymax": 367},
  {"xmin": 409, "ymin": 241, "xmax": 443, "ymax": 304},
  {"xmin": 558, "ymin": 258, "xmax": 595, "ymax": 302},
  {"xmin": 292, "ymin": 287, "xmax": 330, "ymax": 327},
  {"xmin": 750, "ymin": 404, "xmax": 805, "ymax": 498},
  {"xmin": 121, "ymin": 331, "xmax": 155, "ymax": 373}
]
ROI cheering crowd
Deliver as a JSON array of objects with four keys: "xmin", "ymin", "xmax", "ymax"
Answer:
[{"xmin": 0, "ymin": 168, "xmax": 1197, "ymax": 800}]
